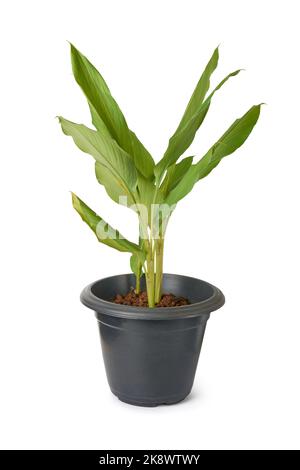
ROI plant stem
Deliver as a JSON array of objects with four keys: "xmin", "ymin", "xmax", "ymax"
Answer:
[
  {"xmin": 146, "ymin": 249, "xmax": 155, "ymax": 308},
  {"xmin": 154, "ymin": 238, "xmax": 164, "ymax": 304},
  {"xmin": 135, "ymin": 270, "xmax": 140, "ymax": 294},
  {"xmin": 141, "ymin": 184, "xmax": 167, "ymax": 308}
]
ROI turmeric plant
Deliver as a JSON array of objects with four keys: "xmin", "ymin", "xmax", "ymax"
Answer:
[{"xmin": 58, "ymin": 45, "xmax": 261, "ymax": 307}]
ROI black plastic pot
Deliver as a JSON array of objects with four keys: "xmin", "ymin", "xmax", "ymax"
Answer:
[{"xmin": 81, "ymin": 273, "xmax": 225, "ymax": 407}]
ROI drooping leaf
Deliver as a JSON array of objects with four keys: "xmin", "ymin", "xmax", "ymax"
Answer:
[
  {"xmin": 155, "ymin": 68, "xmax": 241, "ymax": 181},
  {"xmin": 70, "ymin": 44, "xmax": 155, "ymax": 178},
  {"xmin": 166, "ymin": 104, "xmax": 262, "ymax": 205},
  {"xmin": 160, "ymin": 156, "xmax": 193, "ymax": 196},
  {"xmin": 58, "ymin": 117, "xmax": 137, "ymax": 195},
  {"xmin": 72, "ymin": 193, "xmax": 142, "ymax": 254}
]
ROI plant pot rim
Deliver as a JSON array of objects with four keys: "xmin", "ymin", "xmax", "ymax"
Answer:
[{"xmin": 80, "ymin": 273, "xmax": 225, "ymax": 320}]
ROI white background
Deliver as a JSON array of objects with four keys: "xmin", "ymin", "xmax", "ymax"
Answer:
[{"xmin": 0, "ymin": 0, "xmax": 299, "ymax": 450}]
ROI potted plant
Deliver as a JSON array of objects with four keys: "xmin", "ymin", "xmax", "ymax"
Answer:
[{"xmin": 58, "ymin": 44, "xmax": 262, "ymax": 406}]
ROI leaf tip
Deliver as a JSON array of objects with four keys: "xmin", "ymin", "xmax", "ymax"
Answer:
[
  {"xmin": 233, "ymin": 68, "xmax": 243, "ymax": 76},
  {"xmin": 68, "ymin": 41, "xmax": 76, "ymax": 51},
  {"xmin": 214, "ymin": 45, "xmax": 220, "ymax": 60},
  {"xmin": 253, "ymin": 103, "xmax": 265, "ymax": 116},
  {"xmin": 71, "ymin": 192, "xmax": 82, "ymax": 213}
]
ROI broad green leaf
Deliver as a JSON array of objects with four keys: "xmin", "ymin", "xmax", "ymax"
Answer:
[
  {"xmin": 165, "ymin": 165, "xmax": 200, "ymax": 205},
  {"xmin": 166, "ymin": 104, "xmax": 262, "ymax": 205},
  {"xmin": 95, "ymin": 162, "xmax": 135, "ymax": 206},
  {"xmin": 176, "ymin": 47, "xmax": 219, "ymax": 133},
  {"xmin": 160, "ymin": 156, "xmax": 193, "ymax": 196},
  {"xmin": 58, "ymin": 116, "xmax": 137, "ymax": 195},
  {"xmin": 129, "ymin": 130, "xmax": 155, "ymax": 180},
  {"xmin": 137, "ymin": 173, "xmax": 157, "ymax": 207},
  {"xmin": 135, "ymin": 174, "xmax": 160, "ymax": 226},
  {"xmin": 197, "ymin": 104, "xmax": 263, "ymax": 180},
  {"xmin": 70, "ymin": 44, "xmax": 155, "ymax": 178},
  {"xmin": 95, "ymin": 159, "xmax": 157, "ymax": 225},
  {"xmin": 72, "ymin": 193, "xmax": 142, "ymax": 254},
  {"xmin": 88, "ymin": 102, "xmax": 112, "ymax": 140},
  {"xmin": 70, "ymin": 43, "xmax": 130, "ymax": 148},
  {"xmin": 155, "ymin": 69, "xmax": 241, "ymax": 181}
]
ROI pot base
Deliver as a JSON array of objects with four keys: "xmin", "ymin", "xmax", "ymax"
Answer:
[{"xmin": 112, "ymin": 390, "xmax": 189, "ymax": 407}]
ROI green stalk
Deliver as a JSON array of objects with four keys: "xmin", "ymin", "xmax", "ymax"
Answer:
[
  {"xmin": 146, "ymin": 241, "xmax": 155, "ymax": 307},
  {"xmin": 146, "ymin": 186, "xmax": 159, "ymax": 308},
  {"xmin": 135, "ymin": 268, "xmax": 141, "ymax": 294},
  {"xmin": 154, "ymin": 238, "xmax": 164, "ymax": 304},
  {"xmin": 139, "ymin": 216, "xmax": 155, "ymax": 307}
]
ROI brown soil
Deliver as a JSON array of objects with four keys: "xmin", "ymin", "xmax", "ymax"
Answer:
[{"xmin": 113, "ymin": 288, "xmax": 189, "ymax": 307}]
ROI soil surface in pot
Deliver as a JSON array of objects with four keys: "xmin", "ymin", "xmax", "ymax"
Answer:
[{"xmin": 113, "ymin": 288, "xmax": 189, "ymax": 307}]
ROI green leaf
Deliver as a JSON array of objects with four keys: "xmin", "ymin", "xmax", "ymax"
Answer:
[
  {"xmin": 154, "ymin": 46, "xmax": 219, "ymax": 182},
  {"xmin": 137, "ymin": 173, "xmax": 157, "ymax": 206},
  {"xmin": 129, "ymin": 130, "xmax": 155, "ymax": 180},
  {"xmin": 70, "ymin": 43, "xmax": 155, "ymax": 179},
  {"xmin": 160, "ymin": 156, "xmax": 193, "ymax": 196},
  {"xmin": 72, "ymin": 193, "xmax": 142, "ymax": 254},
  {"xmin": 95, "ymin": 159, "xmax": 157, "ymax": 224},
  {"xmin": 88, "ymin": 102, "xmax": 112, "ymax": 140},
  {"xmin": 155, "ymin": 68, "xmax": 241, "ymax": 181},
  {"xmin": 70, "ymin": 43, "xmax": 129, "ymax": 148},
  {"xmin": 176, "ymin": 47, "xmax": 219, "ymax": 134},
  {"xmin": 166, "ymin": 104, "xmax": 262, "ymax": 205},
  {"xmin": 95, "ymin": 162, "xmax": 135, "ymax": 206},
  {"xmin": 165, "ymin": 165, "xmax": 200, "ymax": 206},
  {"xmin": 134, "ymin": 174, "xmax": 160, "ymax": 227},
  {"xmin": 197, "ymin": 104, "xmax": 263, "ymax": 180},
  {"xmin": 130, "ymin": 251, "xmax": 145, "ymax": 278},
  {"xmin": 58, "ymin": 116, "xmax": 137, "ymax": 195}
]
